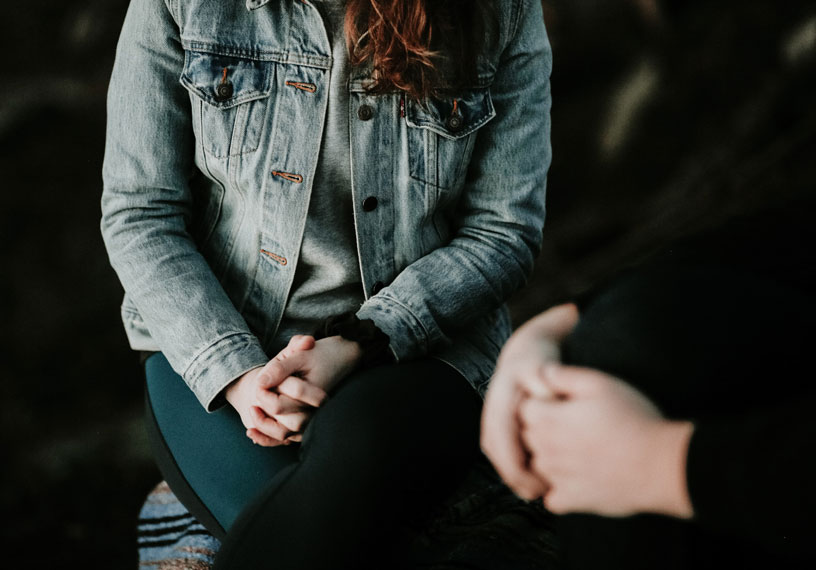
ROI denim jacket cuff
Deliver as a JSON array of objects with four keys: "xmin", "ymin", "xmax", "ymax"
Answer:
[
  {"xmin": 355, "ymin": 295, "xmax": 438, "ymax": 362},
  {"xmin": 183, "ymin": 333, "xmax": 269, "ymax": 412}
]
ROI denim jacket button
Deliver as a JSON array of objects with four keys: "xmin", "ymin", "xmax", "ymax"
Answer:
[
  {"xmin": 362, "ymin": 196, "xmax": 378, "ymax": 212},
  {"xmin": 214, "ymin": 82, "xmax": 233, "ymax": 102},
  {"xmin": 446, "ymin": 114, "xmax": 464, "ymax": 132},
  {"xmin": 357, "ymin": 104, "xmax": 374, "ymax": 121},
  {"xmin": 371, "ymin": 281, "xmax": 385, "ymax": 295}
]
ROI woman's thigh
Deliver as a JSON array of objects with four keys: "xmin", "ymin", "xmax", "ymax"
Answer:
[
  {"xmin": 145, "ymin": 352, "xmax": 482, "ymax": 545},
  {"xmin": 214, "ymin": 357, "xmax": 483, "ymax": 570},
  {"xmin": 144, "ymin": 353, "xmax": 298, "ymax": 537}
]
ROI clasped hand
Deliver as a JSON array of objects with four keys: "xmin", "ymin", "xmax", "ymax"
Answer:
[
  {"xmin": 226, "ymin": 334, "xmax": 362, "ymax": 447},
  {"xmin": 481, "ymin": 304, "xmax": 694, "ymax": 518}
]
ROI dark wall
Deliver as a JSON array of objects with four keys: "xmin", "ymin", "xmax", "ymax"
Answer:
[{"xmin": 1, "ymin": 1, "xmax": 814, "ymax": 567}]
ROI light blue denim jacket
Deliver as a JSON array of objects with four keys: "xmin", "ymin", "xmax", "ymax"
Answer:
[{"xmin": 101, "ymin": 0, "xmax": 552, "ymax": 410}]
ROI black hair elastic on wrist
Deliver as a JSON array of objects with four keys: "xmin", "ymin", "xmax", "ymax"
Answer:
[{"xmin": 313, "ymin": 312, "xmax": 394, "ymax": 369}]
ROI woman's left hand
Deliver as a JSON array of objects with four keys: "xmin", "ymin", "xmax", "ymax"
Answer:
[{"xmin": 247, "ymin": 335, "xmax": 363, "ymax": 446}]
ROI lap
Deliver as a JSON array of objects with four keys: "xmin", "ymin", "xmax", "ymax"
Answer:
[
  {"xmin": 145, "ymin": 353, "xmax": 481, "ymax": 537},
  {"xmin": 145, "ymin": 353, "xmax": 298, "ymax": 534}
]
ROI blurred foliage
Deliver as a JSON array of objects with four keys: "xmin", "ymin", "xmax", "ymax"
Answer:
[{"xmin": 1, "ymin": 1, "xmax": 814, "ymax": 568}]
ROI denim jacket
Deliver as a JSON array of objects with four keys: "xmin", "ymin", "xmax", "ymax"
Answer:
[{"xmin": 101, "ymin": 0, "xmax": 552, "ymax": 410}]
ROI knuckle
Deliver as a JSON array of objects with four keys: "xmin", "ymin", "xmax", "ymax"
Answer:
[
  {"xmin": 263, "ymin": 393, "xmax": 281, "ymax": 415},
  {"xmin": 288, "ymin": 382, "xmax": 305, "ymax": 399}
]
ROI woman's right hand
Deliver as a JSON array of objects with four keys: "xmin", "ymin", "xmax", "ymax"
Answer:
[{"xmin": 225, "ymin": 336, "xmax": 328, "ymax": 447}]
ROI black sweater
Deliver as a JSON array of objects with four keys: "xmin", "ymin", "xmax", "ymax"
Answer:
[{"xmin": 562, "ymin": 204, "xmax": 816, "ymax": 560}]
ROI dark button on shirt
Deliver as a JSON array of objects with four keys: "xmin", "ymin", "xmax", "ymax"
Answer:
[
  {"xmin": 362, "ymin": 196, "xmax": 378, "ymax": 212},
  {"xmin": 371, "ymin": 281, "xmax": 385, "ymax": 295}
]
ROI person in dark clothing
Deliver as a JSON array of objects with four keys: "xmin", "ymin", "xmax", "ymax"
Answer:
[{"xmin": 481, "ymin": 205, "xmax": 816, "ymax": 569}]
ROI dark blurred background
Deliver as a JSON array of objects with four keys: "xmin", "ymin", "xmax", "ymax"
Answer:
[{"xmin": 2, "ymin": 0, "xmax": 814, "ymax": 567}]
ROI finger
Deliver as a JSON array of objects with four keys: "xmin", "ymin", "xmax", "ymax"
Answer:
[
  {"xmin": 256, "ymin": 389, "xmax": 307, "ymax": 415},
  {"xmin": 277, "ymin": 376, "xmax": 328, "ymax": 408},
  {"xmin": 520, "ymin": 371, "xmax": 559, "ymax": 400},
  {"xmin": 535, "ymin": 303, "xmax": 580, "ymax": 340},
  {"xmin": 250, "ymin": 406, "xmax": 290, "ymax": 441},
  {"xmin": 540, "ymin": 363, "xmax": 605, "ymax": 398},
  {"xmin": 481, "ymin": 386, "xmax": 548, "ymax": 500},
  {"xmin": 517, "ymin": 396, "xmax": 558, "ymax": 429},
  {"xmin": 284, "ymin": 433, "xmax": 303, "ymax": 444},
  {"xmin": 527, "ymin": 443, "xmax": 562, "ymax": 481},
  {"xmin": 257, "ymin": 352, "xmax": 310, "ymax": 389},
  {"xmin": 542, "ymin": 485, "xmax": 573, "ymax": 515},
  {"xmin": 246, "ymin": 428, "xmax": 286, "ymax": 448},
  {"xmin": 285, "ymin": 334, "xmax": 316, "ymax": 352},
  {"xmin": 274, "ymin": 411, "xmax": 310, "ymax": 433}
]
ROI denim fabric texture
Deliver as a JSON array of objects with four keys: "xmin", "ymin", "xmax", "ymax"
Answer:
[{"xmin": 101, "ymin": 0, "xmax": 552, "ymax": 410}]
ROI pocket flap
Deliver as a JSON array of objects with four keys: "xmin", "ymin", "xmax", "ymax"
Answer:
[
  {"xmin": 405, "ymin": 88, "xmax": 495, "ymax": 140},
  {"xmin": 180, "ymin": 50, "xmax": 273, "ymax": 109}
]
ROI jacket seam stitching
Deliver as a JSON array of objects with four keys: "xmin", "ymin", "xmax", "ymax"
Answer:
[
  {"xmin": 183, "ymin": 331, "xmax": 258, "ymax": 382},
  {"xmin": 376, "ymin": 293, "xmax": 433, "ymax": 352},
  {"xmin": 509, "ymin": 0, "xmax": 525, "ymax": 45}
]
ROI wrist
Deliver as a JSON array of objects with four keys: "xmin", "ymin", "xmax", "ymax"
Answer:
[
  {"xmin": 334, "ymin": 336, "xmax": 364, "ymax": 371},
  {"xmin": 314, "ymin": 312, "xmax": 393, "ymax": 369},
  {"xmin": 645, "ymin": 420, "xmax": 695, "ymax": 519},
  {"xmin": 224, "ymin": 368, "xmax": 255, "ymax": 408}
]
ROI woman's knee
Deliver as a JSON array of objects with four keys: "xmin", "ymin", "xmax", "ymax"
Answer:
[{"xmin": 301, "ymin": 361, "xmax": 481, "ymax": 482}]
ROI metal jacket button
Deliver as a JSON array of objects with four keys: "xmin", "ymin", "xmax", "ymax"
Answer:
[
  {"xmin": 357, "ymin": 104, "xmax": 374, "ymax": 121},
  {"xmin": 446, "ymin": 114, "xmax": 464, "ymax": 132},
  {"xmin": 372, "ymin": 281, "xmax": 385, "ymax": 295},
  {"xmin": 362, "ymin": 197, "xmax": 378, "ymax": 212},
  {"xmin": 214, "ymin": 82, "xmax": 233, "ymax": 102}
]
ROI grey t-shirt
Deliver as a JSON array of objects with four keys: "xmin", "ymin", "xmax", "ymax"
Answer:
[{"xmin": 274, "ymin": 1, "xmax": 363, "ymax": 349}]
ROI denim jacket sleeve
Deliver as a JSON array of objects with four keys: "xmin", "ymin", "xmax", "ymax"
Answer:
[
  {"xmin": 356, "ymin": 0, "xmax": 552, "ymax": 361},
  {"xmin": 101, "ymin": 0, "xmax": 268, "ymax": 410}
]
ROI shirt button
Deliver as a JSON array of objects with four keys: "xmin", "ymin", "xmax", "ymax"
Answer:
[
  {"xmin": 362, "ymin": 197, "xmax": 378, "ymax": 212},
  {"xmin": 357, "ymin": 104, "xmax": 374, "ymax": 121},
  {"xmin": 214, "ymin": 82, "xmax": 233, "ymax": 102},
  {"xmin": 372, "ymin": 281, "xmax": 385, "ymax": 295}
]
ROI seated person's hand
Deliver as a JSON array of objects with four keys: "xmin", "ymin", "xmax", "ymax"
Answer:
[
  {"xmin": 481, "ymin": 303, "xmax": 579, "ymax": 500},
  {"xmin": 227, "ymin": 333, "xmax": 363, "ymax": 447},
  {"xmin": 519, "ymin": 364, "xmax": 695, "ymax": 518}
]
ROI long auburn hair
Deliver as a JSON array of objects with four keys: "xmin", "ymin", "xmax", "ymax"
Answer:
[{"xmin": 344, "ymin": 0, "xmax": 492, "ymax": 100}]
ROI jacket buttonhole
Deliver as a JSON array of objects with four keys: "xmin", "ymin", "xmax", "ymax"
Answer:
[
  {"xmin": 260, "ymin": 249, "xmax": 288, "ymax": 266},
  {"xmin": 285, "ymin": 81, "xmax": 317, "ymax": 93}
]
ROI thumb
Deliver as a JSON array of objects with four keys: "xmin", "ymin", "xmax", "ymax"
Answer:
[
  {"xmin": 287, "ymin": 334, "xmax": 316, "ymax": 351},
  {"xmin": 542, "ymin": 303, "xmax": 580, "ymax": 342},
  {"xmin": 540, "ymin": 363, "xmax": 602, "ymax": 398}
]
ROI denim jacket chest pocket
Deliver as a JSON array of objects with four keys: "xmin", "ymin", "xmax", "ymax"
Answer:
[
  {"xmin": 180, "ymin": 50, "xmax": 275, "ymax": 158},
  {"xmin": 405, "ymin": 88, "xmax": 495, "ymax": 190}
]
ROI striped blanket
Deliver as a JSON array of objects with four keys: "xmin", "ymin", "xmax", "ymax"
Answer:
[{"xmin": 137, "ymin": 461, "xmax": 559, "ymax": 569}]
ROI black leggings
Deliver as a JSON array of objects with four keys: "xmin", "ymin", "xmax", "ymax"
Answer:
[{"xmin": 144, "ymin": 353, "xmax": 482, "ymax": 570}]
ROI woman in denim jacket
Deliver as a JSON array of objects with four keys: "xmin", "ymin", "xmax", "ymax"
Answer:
[{"xmin": 102, "ymin": 0, "xmax": 551, "ymax": 567}]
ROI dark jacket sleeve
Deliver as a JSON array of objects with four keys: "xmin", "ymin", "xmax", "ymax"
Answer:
[
  {"xmin": 687, "ymin": 396, "xmax": 816, "ymax": 554},
  {"xmin": 562, "ymin": 206, "xmax": 816, "ymax": 556}
]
